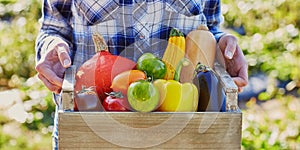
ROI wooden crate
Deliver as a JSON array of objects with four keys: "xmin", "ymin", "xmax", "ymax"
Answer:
[
  {"xmin": 58, "ymin": 61, "xmax": 241, "ymax": 149},
  {"xmin": 58, "ymin": 112, "xmax": 241, "ymax": 149}
]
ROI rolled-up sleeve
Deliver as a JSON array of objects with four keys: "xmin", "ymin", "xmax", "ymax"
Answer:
[
  {"xmin": 203, "ymin": 0, "xmax": 225, "ymax": 42},
  {"xmin": 35, "ymin": 0, "xmax": 73, "ymax": 62}
]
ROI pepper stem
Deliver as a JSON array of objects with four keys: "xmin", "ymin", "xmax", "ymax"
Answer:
[
  {"xmin": 78, "ymin": 85, "xmax": 96, "ymax": 94},
  {"xmin": 174, "ymin": 57, "xmax": 189, "ymax": 81},
  {"xmin": 105, "ymin": 91, "xmax": 124, "ymax": 98}
]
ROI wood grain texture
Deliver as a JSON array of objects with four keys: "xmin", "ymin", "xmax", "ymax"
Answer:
[{"xmin": 58, "ymin": 112, "xmax": 242, "ymax": 149}]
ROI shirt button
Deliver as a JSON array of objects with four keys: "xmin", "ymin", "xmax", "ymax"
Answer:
[{"xmin": 139, "ymin": 35, "xmax": 145, "ymax": 39}]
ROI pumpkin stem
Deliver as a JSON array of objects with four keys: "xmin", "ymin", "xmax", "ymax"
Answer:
[{"xmin": 92, "ymin": 33, "xmax": 108, "ymax": 53}]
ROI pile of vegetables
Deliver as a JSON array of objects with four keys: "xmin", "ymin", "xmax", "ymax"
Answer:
[
  {"xmin": 74, "ymin": 34, "xmax": 136, "ymax": 111},
  {"xmin": 74, "ymin": 27, "xmax": 224, "ymax": 112}
]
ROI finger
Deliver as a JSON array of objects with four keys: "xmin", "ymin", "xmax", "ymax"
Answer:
[
  {"xmin": 238, "ymin": 87, "xmax": 243, "ymax": 93},
  {"xmin": 224, "ymin": 36, "xmax": 237, "ymax": 59},
  {"xmin": 233, "ymin": 77, "xmax": 246, "ymax": 93},
  {"xmin": 232, "ymin": 66, "xmax": 248, "ymax": 92},
  {"xmin": 238, "ymin": 64, "xmax": 249, "ymax": 85},
  {"xmin": 232, "ymin": 77, "xmax": 247, "ymax": 88},
  {"xmin": 37, "ymin": 74, "xmax": 61, "ymax": 94},
  {"xmin": 56, "ymin": 44, "xmax": 71, "ymax": 68},
  {"xmin": 235, "ymin": 54, "xmax": 249, "ymax": 87},
  {"xmin": 35, "ymin": 64, "xmax": 64, "ymax": 87}
]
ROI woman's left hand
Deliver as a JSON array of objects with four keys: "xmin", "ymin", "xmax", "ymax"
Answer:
[{"xmin": 218, "ymin": 34, "xmax": 248, "ymax": 92}]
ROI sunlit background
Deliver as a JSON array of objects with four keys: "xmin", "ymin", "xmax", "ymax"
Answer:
[{"xmin": 0, "ymin": 0, "xmax": 299, "ymax": 149}]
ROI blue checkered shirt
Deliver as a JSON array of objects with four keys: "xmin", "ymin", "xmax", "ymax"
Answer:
[
  {"xmin": 35, "ymin": 0, "xmax": 225, "ymax": 147},
  {"xmin": 36, "ymin": 0, "xmax": 224, "ymax": 66}
]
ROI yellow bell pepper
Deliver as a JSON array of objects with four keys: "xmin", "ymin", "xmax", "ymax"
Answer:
[{"xmin": 153, "ymin": 79, "xmax": 198, "ymax": 112}]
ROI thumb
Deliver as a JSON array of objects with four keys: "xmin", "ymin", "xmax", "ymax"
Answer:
[
  {"xmin": 56, "ymin": 44, "xmax": 71, "ymax": 68},
  {"xmin": 224, "ymin": 42, "xmax": 236, "ymax": 60},
  {"xmin": 221, "ymin": 35, "xmax": 238, "ymax": 60}
]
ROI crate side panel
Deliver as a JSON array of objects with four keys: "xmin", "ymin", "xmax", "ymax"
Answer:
[{"xmin": 58, "ymin": 112, "xmax": 242, "ymax": 149}]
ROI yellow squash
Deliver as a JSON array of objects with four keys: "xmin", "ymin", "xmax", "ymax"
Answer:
[{"xmin": 162, "ymin": 28, "xmax": 186, "ymax": 80}]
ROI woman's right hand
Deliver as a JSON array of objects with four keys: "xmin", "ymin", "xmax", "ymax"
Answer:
[{"xmin": 35, "ymin": 37, "xmax": 72, "ymax": 94}]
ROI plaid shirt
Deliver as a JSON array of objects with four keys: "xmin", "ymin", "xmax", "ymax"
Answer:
[
  {"xmin": 35, "ymin": 0, "xmax": 224, "ymax": 147},
  {"xmin": 36, "ymin": 0, "xmax": 224, "ymax": 67}
]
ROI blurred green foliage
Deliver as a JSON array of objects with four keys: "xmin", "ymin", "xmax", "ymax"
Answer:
[
  {"xmin": 0, "ymin": 1, "xmax": 54, "ymax": 149},
  {"xmin": 222, "ymin": 0, "xmax": 300, "ymax": 99},
  {"xmin": 242, "ymin": 96, "xmax": 300, "ymax": 150},
  {"xmin": 0, "ymin": 0, "xmax": 299, "ymax": 149},
  {"xmin": 0, "ymin": 0, "xmax": 40, "ymax": 89},
  {"xmin": 0, "ymin": 76, "xmax": 54, "ymax": 149},
  {"xmin": 222, "ymin": 0, "xmax": 300, "ymax": 149}
]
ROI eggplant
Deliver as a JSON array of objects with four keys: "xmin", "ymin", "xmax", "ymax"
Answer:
[{"xmin": 193, "ymin": 64, "xmax": 226, "ymax": 112}]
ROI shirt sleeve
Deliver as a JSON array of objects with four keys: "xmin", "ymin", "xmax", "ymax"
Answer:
[
  {"xmin": 203, "ymin": 0, "xmax": 225, "ymax": 42},
  {"xmin": 35, "ymin": 0, "xmax": 73, "ymax": 61}
]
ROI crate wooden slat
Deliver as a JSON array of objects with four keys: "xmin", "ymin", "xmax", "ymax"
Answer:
[{"xmin": 58, "ymin": 112, "xmax": 242, "ymax": 149}]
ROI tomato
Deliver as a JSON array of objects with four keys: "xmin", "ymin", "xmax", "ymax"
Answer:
[
  {"xmin": 127, "ymin": 80, "xmax": 160, "ymax": 112},
  {"xmin": 137, "ymin": 53, "xmax": 166, "ymax": 80},
  {"xmin": 111, "ymin": 70, "xmax": 147, "ymax": 96},
  {"xmin": 137, "ymin": 52, "xmax": 156, "ymax": 64},
  {"xmin": 103, "ymin": 93, "xmax": 130, "ymax": 111},
  {"xmin": 74, "ymin": 86, "xmax": 103, "ymax": 111}
]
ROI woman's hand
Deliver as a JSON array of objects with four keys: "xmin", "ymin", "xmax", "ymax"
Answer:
[
  {"xmin": 218, "ymin": 34, "xmax": 248, "ymax": 92},
  {"xmin": 35, "ymin": 37, "xmax": 72, "ymax": 94}
]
